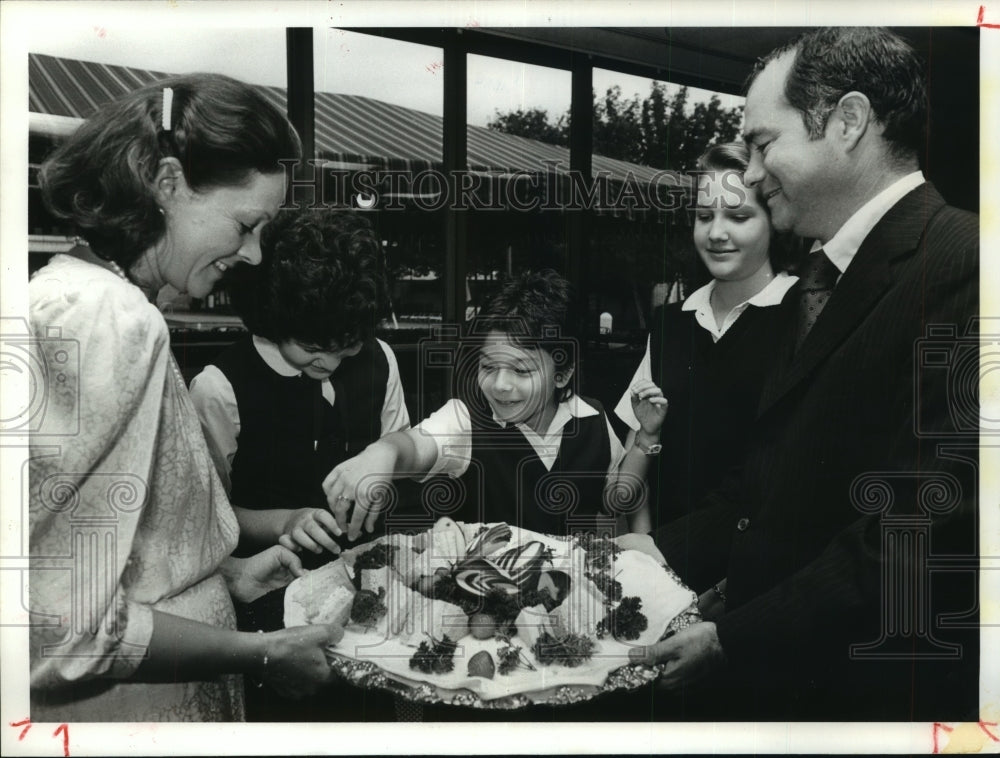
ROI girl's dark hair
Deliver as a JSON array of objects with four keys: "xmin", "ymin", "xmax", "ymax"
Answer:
[
  {"xmin": 693, "ymin": 141, "xmax": 799, "ymax": 276},
  {"xmin": 476, "ymin": 269, "xmax": 577, "ymax": 403},
  {"xmin": 227, "ymin": 209, "xmax": 387, "ymax": 348},
  {"xmin": 39, "ymin": 73, "xmax": 301, "ymax": 269}
]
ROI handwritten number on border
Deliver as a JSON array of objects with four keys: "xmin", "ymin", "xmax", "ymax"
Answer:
[
  {"xmin": 9, "ymin": 719, "xmax": 70, "ymax": 755},
  {"xmin": 53, "ymin": 723, "xmax": 70, "ymax": 757},
  {"xmin": 978, "ymin": 5, "xmax": 1000, "ymax": 27}
]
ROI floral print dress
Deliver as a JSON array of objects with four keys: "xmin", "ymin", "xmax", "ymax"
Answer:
[{"xmin": 28, "ymin": 255, "xmax": 244, "ymax": 721}]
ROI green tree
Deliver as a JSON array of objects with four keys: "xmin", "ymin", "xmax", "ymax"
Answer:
[
  {"xmin": 593, "ymin": 85, "xmax": 643, "ymax": 162},
  {"xmin": 681, "ymin": 94, "xmax": 745, "ymax": 169},
  {"xmin": 485, "ymin": 107, "xmax": 568, "ymax": 146},
  {"xmin": 487, "ymin": 83, "xmax": 743, "ymax": 172}
]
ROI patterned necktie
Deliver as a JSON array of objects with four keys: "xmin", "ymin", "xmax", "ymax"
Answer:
[{"xmin": 795, "ymin": 249, "xmax": 840, "ymax": 351}]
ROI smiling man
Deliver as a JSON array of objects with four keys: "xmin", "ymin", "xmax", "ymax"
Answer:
[
  {"xmin": 743, "ymin": 30, "xmax": 931, "ymax": 245},
  {"xmin": 630, "ymin": 27, "xmax": 980, "ymax": 721}
]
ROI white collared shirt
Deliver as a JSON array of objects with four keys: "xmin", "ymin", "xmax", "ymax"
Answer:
[
  {"xmin": 189, "ymin": 335, "xmax": 410, "ymax": 493},
  {"xmin": 682, "ymin": 271, "xmax": 799, "ymax": 343},
  {"xmin": 613, "ymin": 272, "xmax": 798, "ymax": 431},
  {"xmin": 812, "ymin": 171, "xmax": 925, "ymax": 274},
  {"xmin": 417, "ymin": 395, "xmax": 625, "ymax": 478}
]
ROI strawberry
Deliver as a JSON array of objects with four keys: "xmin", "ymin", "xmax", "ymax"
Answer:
[
  {"xmin": 468, "ymin": 612, "xmax": 497, "ymax": 639},
  {"xmin": 467, "ymin": 650, "xmax": 496, "ymax": 679}
]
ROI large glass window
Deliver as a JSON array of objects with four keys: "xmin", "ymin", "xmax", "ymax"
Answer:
[
  {"xmin": 589, "ymin": 68, "xmax": 745, "ymax": 340},
  {"xmin": 316, "ymin": 30, "xmax": 446, "ymax": 336},
  {"xmin": 28, "ymin": 28, "xmax": 288, "ymax": 266},
  {"xmin": 465, "ymin": 54, "xmax": 572, "ymax": 313},
  {"xmin": 315, "ymin": 30, "xmax": 449, "ymax": 414}
]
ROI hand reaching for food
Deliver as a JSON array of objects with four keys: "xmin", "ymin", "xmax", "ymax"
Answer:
[
  {"xmin": 279, "ymin": 508, "xmax": 343, "ymax": 554},
  {"xmin": 323, "ymin": 441, "xmax": 399, "ymax": 540}
]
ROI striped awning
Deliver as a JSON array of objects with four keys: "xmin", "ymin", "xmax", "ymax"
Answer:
[{"xmin": 29, "ymin": 52, "xmax": 686, "ymax": 189}]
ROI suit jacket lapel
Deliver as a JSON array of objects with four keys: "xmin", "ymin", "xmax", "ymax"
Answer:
[{"xmin": 758, "ymin": 182, "xmax": 946, "ymax": 416}]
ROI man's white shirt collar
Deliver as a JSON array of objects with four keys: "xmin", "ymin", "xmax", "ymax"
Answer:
[
  {"xmin": 812, "ymin": 171, "xmax": 924, "ymax": 274},
  {"xmin": 682, "ymin": 272, "xmax": 798, "ymax": 341}
]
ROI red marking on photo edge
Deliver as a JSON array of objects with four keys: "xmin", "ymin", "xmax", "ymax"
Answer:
[
  {"xmin": 10, "ymin": 718, "xmax": 31, "ymax": 740},
  {"xmin": 933, "ymin": 722, "xmax": 953, "ymax": 753},
  {"xmin": 53, "ymin": 724, "xmax": 70, "ymax": 757},
  {"xmin": 978, "ymin": 721, "xmax": 1000, "ymax": 741},
  {"xmin": 978, "ymin": 5, "xmax": 1000, "ymax": 27}
]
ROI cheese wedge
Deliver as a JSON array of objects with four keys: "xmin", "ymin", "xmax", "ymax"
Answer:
[{"xmin": 307, "ymin": 584, "xmax": 354, "ymax": 627}]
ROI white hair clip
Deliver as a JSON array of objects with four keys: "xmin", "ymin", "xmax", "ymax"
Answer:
[{"xmin": 161, "ymin": 87, "xmax": 174, "ymax": 131}]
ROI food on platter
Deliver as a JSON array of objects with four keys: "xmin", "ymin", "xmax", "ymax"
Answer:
[
  {"xmin": 348, "ymin": 587, "xmax": 385, "ymax": 629},
  {"xmin": 308, "ymin": 584, "xmax": 354, "ymax": 627},
  {"xmin": 466, "ymin": 650, "xmax": 496, "ymax": 679},
  {"xmin": 358, "ymin": 565, "xmax": 395, "ymax": 593},
  {"xmin": 409, "ymin": 636, "xmax": 458, "ymax": 675},
  {"xmin": 597, "ymin": 596, "xmax": 648, "ymax": 640},
  {"xmin": 532, "ymin": 630, "xmax": 596, "ymax": 668},
  {"xmin": 294, "ymin": 559, "xmax": 355, "ymax": 626},
  {"xmin": 284, "ymin": 519, "xmax": 698, "ymax": 704},
  {"xmin": 398, "ymin": 595, "xmax": 469, "ymax": 646}
]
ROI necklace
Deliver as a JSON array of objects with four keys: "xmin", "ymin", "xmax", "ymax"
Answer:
[{"xmin": 105, "ymin": 258, "xmax": 188, "ymax": 392}]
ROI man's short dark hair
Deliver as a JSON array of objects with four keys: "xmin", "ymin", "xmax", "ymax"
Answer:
[
  {"xmin": 746, "ymin": 27, "xmax": 928, "ymax": 163},
  {"xmin": 227, "ymin": 209, "xmax": 387, "ymax": 348}
]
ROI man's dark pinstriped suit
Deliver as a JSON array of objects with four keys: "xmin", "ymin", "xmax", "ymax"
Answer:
[{"xmin": 654, "ymin": 182, "xmax": 980, "ymax": 720}]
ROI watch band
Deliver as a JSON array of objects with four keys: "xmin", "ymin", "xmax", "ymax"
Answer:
[
  {"xmin": 635, "ymin": 437, "xmax": 662, "ymax": 456},
  {"xmin": 712, "ymin": 582, "xmax": 728, "ymax": 606}
]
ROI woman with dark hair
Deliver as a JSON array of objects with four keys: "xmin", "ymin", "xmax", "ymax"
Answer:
[
  {"xmin": 614, "ymin": 142, "xmax": 800, "ymax": 534},
  {"xmin": 29, "ymin": 74, "xmax": 341, "ymax": 722}
]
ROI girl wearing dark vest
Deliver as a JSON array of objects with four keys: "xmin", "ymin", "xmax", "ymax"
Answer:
[
  {"xmin": 614, "ymin": 142, "xmax": 799, "ymax": 540},
  {"xmin": 323, "ymin": 270, "xmax": 663, "ymax": 541},
  {"xmin": 190, "ymin": 209, "xmax": 409, "ymax": 561}
]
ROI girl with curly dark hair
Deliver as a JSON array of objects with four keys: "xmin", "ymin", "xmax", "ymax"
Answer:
[{"xmin": 190, "ymin": 209, "xmax": 410, "ymax": 561}]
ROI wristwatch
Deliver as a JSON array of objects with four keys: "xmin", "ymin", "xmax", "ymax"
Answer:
[{"xmin": 635, "ymin": 437, "xmax": 663, "ymax": 456}]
